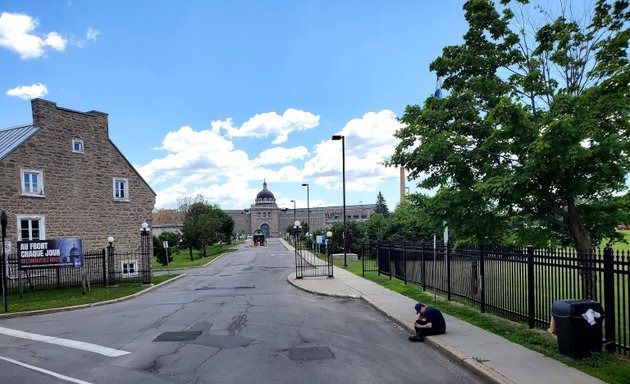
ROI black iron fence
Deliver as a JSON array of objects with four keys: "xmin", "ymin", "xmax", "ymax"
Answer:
[
  {"xmin": 294, "ymin": 234, "xmax": 333, "ymax": 278},
  {"xmin": 3, "ymin": 248, "xmax": 152, "ymax": 295},
  {"xmin": 362, "ymin": 241, "xmax": 629, "ymax": 355}
]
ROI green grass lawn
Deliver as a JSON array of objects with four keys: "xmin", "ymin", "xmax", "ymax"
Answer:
[
  {"xmin": 329, "ymin": 257, "xmax": 630, "ymax": 384},
  {"xmin": 153, "ymin": 243, "xmax": 240, "ymax": 270},
  {"xmin": 2, "ymin": 274, "xmax": 178, "ymax": 314},
  {"xmin": 602, "ymin": 230, "xmax": 630, "ymax": 251}
]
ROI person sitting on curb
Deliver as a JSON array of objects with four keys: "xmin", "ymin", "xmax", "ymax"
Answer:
[{"xmin": 409, "ymin": 302, "xmax": 446, "ymax": 342}]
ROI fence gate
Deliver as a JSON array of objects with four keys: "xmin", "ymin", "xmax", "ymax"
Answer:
[{"xmin": 294, "ymin": 233, "xmax": 333, "ymax": 278}]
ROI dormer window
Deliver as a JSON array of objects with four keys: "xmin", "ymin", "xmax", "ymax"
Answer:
[{"xmin": 72, "ymin": 139, "xmax": 84, "ymax": 153}]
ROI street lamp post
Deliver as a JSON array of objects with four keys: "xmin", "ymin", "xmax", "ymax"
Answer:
[
  {"xmin": 140, "ymin": 222, "xmax": 151, "ymax": 285},
  {"xmin": 326, "ymin": 230, "xmax": 334, "ymax": 277},
  {"xmin": 107, "ymin": 236, "xmax": 116, "ymax": 286},
  {"xmin": 293, "ymin": 220, "xmax": 302, "ymax": 279},
  {"xmin": 290, "ymin": 199, "xmax": 297, "ymax": 225},
  {"xmin": 301, "ymin": 183, "xmax": 310, "ymax": 234},
  {"xmin": 331, "ymin": 134, "xmax": 347, "ymax": 268}
]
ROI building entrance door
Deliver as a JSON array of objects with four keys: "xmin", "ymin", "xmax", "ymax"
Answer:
[{"xmin": 261, "ymin": 224, "xmax": 270, "ymax": 239}]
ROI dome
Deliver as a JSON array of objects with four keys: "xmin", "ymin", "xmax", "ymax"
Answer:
[{"xmin": 256, "ymin": 180, "xmax": 276, "ymax": 204}]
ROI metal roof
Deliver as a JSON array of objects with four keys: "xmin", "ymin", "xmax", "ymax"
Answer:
[{"xmin": 0, "ymin": 124, "xmax": 40, "ymax": 161}]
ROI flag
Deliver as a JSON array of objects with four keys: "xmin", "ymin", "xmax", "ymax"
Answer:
[{"xmin": 434, "ymin": 77, "xmax": 442, "ymax": 98}]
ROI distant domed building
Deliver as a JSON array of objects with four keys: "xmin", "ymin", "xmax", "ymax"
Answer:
[
  {"xmin": 225, "ymin": 180, "xmax": 376, "ymax": 239},
  {"xmin": 152, "ymin": 180, "xmax": 377, "ymax": 239}
]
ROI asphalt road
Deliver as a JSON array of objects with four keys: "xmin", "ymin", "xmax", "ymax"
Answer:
[{"xmin": 0, "ymin": 239, "xmax": 483, "ymax": 384}]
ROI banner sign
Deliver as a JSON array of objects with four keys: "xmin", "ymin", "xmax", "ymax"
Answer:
[{"xmin": 17, "ymin": 238, "xmax": 83, "ymax": 270}]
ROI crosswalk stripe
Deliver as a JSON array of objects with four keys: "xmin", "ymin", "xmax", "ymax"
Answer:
[
  {"xmin": 0, "ymin": 355, "xmax": 94, "ymax": 384},
  {"xmin": 0, "ymin": 326, "xmax": 130, "ymax": 357}
]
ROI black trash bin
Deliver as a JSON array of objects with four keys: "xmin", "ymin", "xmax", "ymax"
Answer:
[{"xmin": 551, "ymin": 299, "xmax": 604, "ymax": 358}]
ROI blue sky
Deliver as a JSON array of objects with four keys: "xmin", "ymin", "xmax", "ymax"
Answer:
[{"xmin": 0, "ymin": 1, "xmax": 469, "ymax": 211}]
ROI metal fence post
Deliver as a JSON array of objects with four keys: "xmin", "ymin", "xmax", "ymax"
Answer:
[
  {"xmin": 527, "ymin": 245, "xmax": 535, "ymax": 329},
  {"xmin": 446, "ymin": 241, "xmax": 451, "ymax": 301},
  {"xmin": 403, "ymin": 241, "xmax": 407, "ymax": 285},
  {"xmin": 480, "ymin": 243, "xmax": 485, "ymax": 313},
  {"xmin": 603, "ymin": 245, "xmax": 616, "ymax": 353},
  {"xmin": 388, "ymin": 241, "xmax": 392, "ymax": 280}
]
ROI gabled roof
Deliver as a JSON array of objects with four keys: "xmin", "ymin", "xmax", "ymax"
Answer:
[{"xmin": 0, "ymin": 124, "xmax": 40, "ymax": 161}]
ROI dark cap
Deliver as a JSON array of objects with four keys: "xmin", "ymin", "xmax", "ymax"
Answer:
[{"xmin": 415, "ymin": 303, "xmax": 426, "ymax": 314}]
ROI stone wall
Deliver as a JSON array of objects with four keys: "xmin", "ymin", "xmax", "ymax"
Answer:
[{"xmin": 0, "ymin": 99, "xmax": 155, "ymax": 252}]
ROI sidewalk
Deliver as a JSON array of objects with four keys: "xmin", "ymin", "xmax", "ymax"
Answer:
[{"xmin": 282, "ymin": 240, "xmax": 604, "ymax": 384}]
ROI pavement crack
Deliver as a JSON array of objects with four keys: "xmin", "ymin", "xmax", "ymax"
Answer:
[{"xmin": 228, "ymin": 313, "xmax": 247, "ymax": 335}]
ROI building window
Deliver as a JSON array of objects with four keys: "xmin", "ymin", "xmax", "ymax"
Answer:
[
  {"xmin": 113, "ymin": 178, "xmax": 129, "ymax": 201},
  {"xmin": 18, "ymin": 215, "xmax": 45, "ymax": 240},
  {"xmin": 121, "ymin": 260, "xmax": 138, "ymax": 278},
  {"xmin": 72, "ymin": 139, "xmax": 84, "ymax": 153},
  {"xmin": 21, "ymin": 169, "xmax": 44, "ymax": 196}
]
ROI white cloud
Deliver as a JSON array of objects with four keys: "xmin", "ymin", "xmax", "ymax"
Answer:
[
  {"xmin": 305, "ymin": 109, "xmax": 403, "ymax": 192},
  {"xmin": 0, "ymin": 12, "xmax": 67, "ymax": 59},
  {"xmin": 142, "ymin": 109, "xmax": 405, "ymax": 210},
  {"xmin": 214, "ymin": 108, "xmax": 320, "ymax": 144},
  {"xmin": 253, "ymin": 146, "xmax": 309, "ymax": 166},
  {"xmin": 6, "ymin": 83, "xmax": 48, "ymax": 100}
]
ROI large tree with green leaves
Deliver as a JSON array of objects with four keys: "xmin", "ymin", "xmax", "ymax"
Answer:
[
  {"xmin": 389, "ymin": 0, "xmax": 629, "ymax": 297},
  {"xmin": 179, "ymin": 195, "xmax": 233, "ymax": 259}
]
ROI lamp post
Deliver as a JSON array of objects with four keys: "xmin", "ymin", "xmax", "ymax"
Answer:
[
  {"xmin": 325, "ymin": 230, "xmax": 334, "ymax": 277},
  {"xmin": 107, "ymin": 236, "xmax": 116, "ymax": 286},
  {"xmin": 301, "ymin": 183, "xmax": 310, "ymax": 235},
  {"xmin": 293, "ymin": 220, "xmax": 302, "ymax": 278},
  {"xmin": 140, "ymin": 222, "xmax": 151, "ymax": 285},
  {"xmin": 290, "ymin": 199, "xmax": 296, "ymax": 224},
  {"xmin": 1, "ymin": 211, "xmax": 7, "ymax": 312},
  {"xmin": 331, "ymin": 134, "xmax": 347, "ymax": 268}
]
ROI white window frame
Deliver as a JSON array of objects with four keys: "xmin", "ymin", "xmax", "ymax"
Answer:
[
  {"xmin": 72, "ymin": 139, "xmax": 84, "ymax": 153},
  {"xmin": 17, "ymin": 215, "xmax": 46, "ymax": 241},
  {"xmin": 121, "ymin": 259, "xmax": 138, "ymax": 278},
  {"xmin": 113, "ymin": 178, "xmax": 129, "ymax": 201},
  {"xmin": 20, "ymin": 169, "xmax": 44, "ymax": 197}
]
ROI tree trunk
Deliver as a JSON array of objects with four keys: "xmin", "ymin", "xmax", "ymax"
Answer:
[{"xmin": 566, "ymin": 201, "xmax": 596, "ymax": 299}]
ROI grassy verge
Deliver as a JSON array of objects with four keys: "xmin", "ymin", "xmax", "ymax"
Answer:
[
  {"xmin": 2, "ymin": 274, "xmax": 178, "ymax": 314},
  {"xmin": 153, "ymin": 242, "xmax": 240, "ymax": 270},
  {"xmin": 329, "ymin": 257, "xmax": 629, "ymax": 384}
]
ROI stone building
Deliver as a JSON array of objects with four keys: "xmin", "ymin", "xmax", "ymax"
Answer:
[{"xmin": 0, "ymin": 99, "xmax": 156, "ymax": 252}]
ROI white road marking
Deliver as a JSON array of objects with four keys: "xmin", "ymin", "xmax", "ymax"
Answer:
[
  {"xmin": 0, "ymin": 326, "xmax": 130, "ymax": 357},
  {"xmin": 0, "ymin": 355, "xmax": 94, "ymax": 384}
]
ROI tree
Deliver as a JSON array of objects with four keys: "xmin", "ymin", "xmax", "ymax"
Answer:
[
  {"xmin": 374, "ymin": 191, "xmax": 391, "ymax": 217},
  {"xmin": 385, "ymin": 194, "xmax": 439, "ymax": 242},
  {"xmin": 389, "ymin": 0, "xmax": 629, "ymax": 298},
  {"xmin": 179, "ymin": 195, "xmax": 225, "ymax": 259}
]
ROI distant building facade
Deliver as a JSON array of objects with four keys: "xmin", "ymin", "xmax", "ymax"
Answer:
[
  {"xmin": 0, "ymin": 99, "xmax": 156, "ymax": 252},
  {"xmin": 153, "ymin": 180, "xmax": 376, "ymax": 239},
  {"xmin": 224, "ymin": 180, "xmax": 376, "ymax": 238}
]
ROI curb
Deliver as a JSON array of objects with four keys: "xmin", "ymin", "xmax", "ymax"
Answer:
[
  {"xmin": 286, "ymin": 273, "xmax": 361, "ymax": 299},
  {"xmin": 0, "ymin": 273, "xmax": 187, "ymax": 320}
]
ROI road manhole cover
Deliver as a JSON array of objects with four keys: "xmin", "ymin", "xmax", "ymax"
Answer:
[
  {"xmin": 288, "ymin": 346, "xmax": 335, "ymax": 361},
  {"xmin": 153, "ymin": 331, "xmax": 202, "ymax": 342}
]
